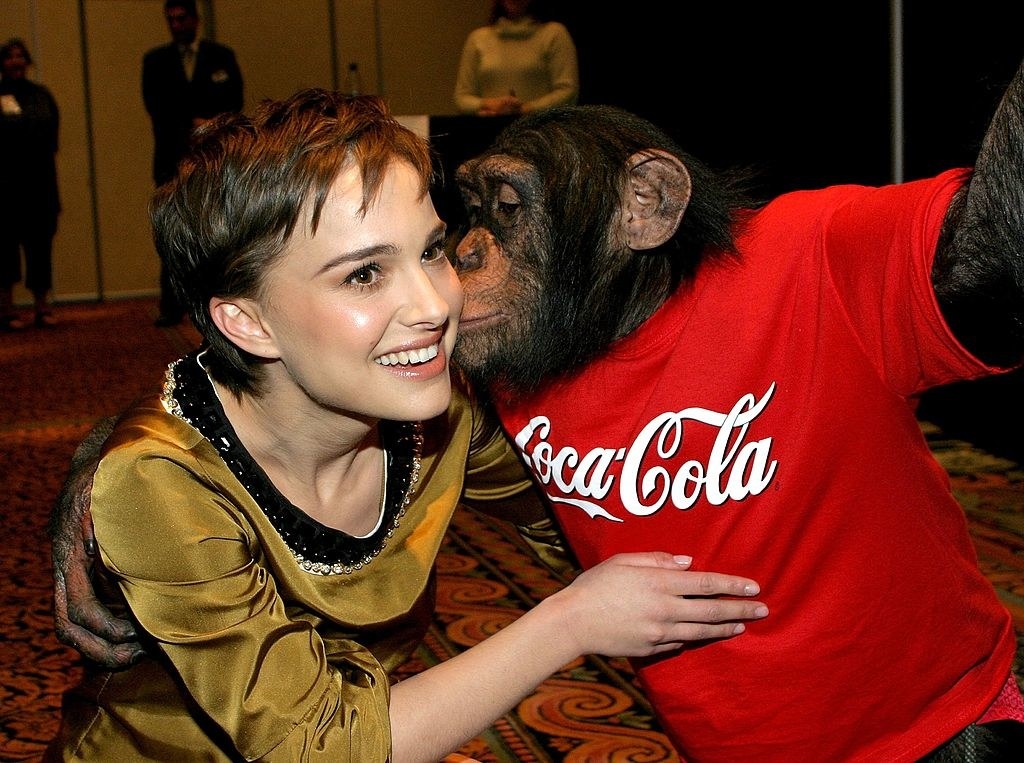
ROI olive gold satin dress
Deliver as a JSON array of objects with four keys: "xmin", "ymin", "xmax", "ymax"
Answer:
[{"xmin": 46, "ymin": 352, "xmax": 534, "ymax": 761}]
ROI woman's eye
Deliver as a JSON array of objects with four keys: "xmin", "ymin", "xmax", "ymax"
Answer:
[
  {"xmin": 423, "ymin": 242, "xmax": 447, "ymax": 263},
  {"xmin": 345, "ymin": 264, "xmax": 380, "ymax": 286}
]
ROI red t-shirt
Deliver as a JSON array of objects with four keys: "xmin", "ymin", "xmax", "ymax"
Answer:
[{"xmin": 494, "ymin": 170, "xmax": 1019, "ymax": 761}]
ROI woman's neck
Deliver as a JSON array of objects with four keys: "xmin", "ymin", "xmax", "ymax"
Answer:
[{"xmin": 214, "ymin": 379, "xmax": 385, "ymax": 535}]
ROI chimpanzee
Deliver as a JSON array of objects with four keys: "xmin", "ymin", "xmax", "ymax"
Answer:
[
  {"xmin": 446, "ymin": 76, "xmax": 1024, "ymax": 759},
  {"xmin": 51, "ymin": 61, "xmax": 1024, "ymax": 759}
]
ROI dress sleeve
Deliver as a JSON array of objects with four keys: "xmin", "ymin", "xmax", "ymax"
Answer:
[
  {"xmin": 92, "ymin": 436, "xmax": 393, "ymax": 761},
  {"xmin": 514, "ymin": 515, "xmax": 579, "ymax": 578},
  {"xmin": 459, "ymin": 380, "xmax": 535, "ymax": 504},
  {"xmin": 453, "ymin": 380, "xmax": 576, "ymax": 574}
]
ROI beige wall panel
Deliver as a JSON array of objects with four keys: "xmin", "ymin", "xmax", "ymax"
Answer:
[
  {"xmin": 39, "ymin": 0, "xmax": 98, "ymax": 301},
  {"xmin": 377, "ymin": 0, "xmax": 487, "ymax": 116},
  {"xmin": 216, "ymin": 0, "xmax": 334, "ymax": 105},
  {"xmin": 0, "ymin": 1, "xmax": 32, "ymax": 29},
  {"xmin": 335, "ymin": 0, "xmax": 378, "ymax": 95},
  {"xmin": 85, "ymin": 0, "xmax": 169, "ymax": 300}
]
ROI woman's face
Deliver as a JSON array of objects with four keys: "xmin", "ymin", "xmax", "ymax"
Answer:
[
  {"xmin": 250, "ymin": 160, "xmax": 463, "ymax": 423},
  {"xmin": 1, "ymin": 45, "xmax": 28, "ymax": 79}
]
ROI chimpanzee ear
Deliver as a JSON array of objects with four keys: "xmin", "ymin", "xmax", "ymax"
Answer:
[{"xmin": 620, "ymin": 149, "xmax": 691, "ymax": 250}]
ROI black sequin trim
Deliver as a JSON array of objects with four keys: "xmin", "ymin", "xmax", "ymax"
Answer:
[{"xmin": 160, "ymin": 351, "xmax": 422, "ymax": 575}]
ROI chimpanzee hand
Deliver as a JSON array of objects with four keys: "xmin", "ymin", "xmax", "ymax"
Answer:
[{"xmin": 49, "ymin": 418, "xmax": 145, "ymax": 668}]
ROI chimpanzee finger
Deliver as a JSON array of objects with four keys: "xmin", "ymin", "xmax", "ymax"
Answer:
[{"xmin": 54, "ymin": 569, "xmax": 144, "ymax": 669}]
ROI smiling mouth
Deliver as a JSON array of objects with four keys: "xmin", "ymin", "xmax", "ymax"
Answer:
[{"xmin": 375, "ymin": 343, "xmax": 440, "ymax": 367}]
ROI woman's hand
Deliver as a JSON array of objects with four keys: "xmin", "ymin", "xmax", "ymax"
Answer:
[
  {"xmin": 477, "ymin": 95, "xmax": 523, "ymax": 117},
  {"xmin": 548, "ymin": 552, "xmax": 768, "ymax": 658}
]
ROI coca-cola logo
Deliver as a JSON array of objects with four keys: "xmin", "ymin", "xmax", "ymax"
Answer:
[{"xmin": 512, "ymin": 384, "xmax": 778, "ymax": 521}]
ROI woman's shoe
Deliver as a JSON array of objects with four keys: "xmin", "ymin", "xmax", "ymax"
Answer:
[
  {"xmin": 35, "ymin": 311, "xmax": 57, "ymax": 328},
  {"xmin": 1, "ymin": 313, "xmax": 27, "ymax": 331}
]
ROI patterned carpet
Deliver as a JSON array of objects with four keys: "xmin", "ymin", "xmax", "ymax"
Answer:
[{"xmin": 1, "ymin": 298, "xmax": 1022, "ymax": 762}]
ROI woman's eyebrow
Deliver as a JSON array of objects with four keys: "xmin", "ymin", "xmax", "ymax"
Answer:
[{"xmin": 316, "ymin": 244, "xmax": 397, "ymax": 276}]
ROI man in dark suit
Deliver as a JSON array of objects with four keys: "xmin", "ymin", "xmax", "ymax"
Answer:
[{"xmin": 143, "ymin": 0, "xmax": 243, "ymax": 326}]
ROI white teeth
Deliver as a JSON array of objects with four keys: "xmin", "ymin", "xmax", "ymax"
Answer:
[{"xmin": 376, "ymin": 343, "xmax": 439, "ymax": 367}]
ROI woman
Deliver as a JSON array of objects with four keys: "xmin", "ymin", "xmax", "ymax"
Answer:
[
  {"xmin": 454, "ymin": 0, "xmax": 578, "ymax": 117},
  {"xmin": 45, "ymin": 90, "xmax": 767, "ymax": 761},
  {"xmin": 0, "ymin": 38, "xmax": 60, "ymax": 329}
]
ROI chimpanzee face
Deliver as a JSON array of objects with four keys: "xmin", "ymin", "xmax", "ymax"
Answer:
[
  {"xmin": 451, "ymin": 154, "xmax": 550, "ymax": 390},
  {"xmin": 449, "ymin": 107, "xmax": 697, "ymax": 397}
]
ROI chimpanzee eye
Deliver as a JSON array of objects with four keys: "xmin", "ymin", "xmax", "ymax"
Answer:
[
  {"xmin": 495, "ymin": 201, "xmax": 520, "ymax": 228},
  {"xmin": 494, "ymin": 182, "xmax": 522, "ymax": 228}
]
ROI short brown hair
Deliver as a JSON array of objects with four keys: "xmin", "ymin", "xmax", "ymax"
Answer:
[{"xmin": 150, "ymin": 89, "xmax": 437, "ymax": 396}]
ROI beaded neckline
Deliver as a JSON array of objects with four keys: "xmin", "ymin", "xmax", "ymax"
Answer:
[{"xmin": 160, "ymin": 352, "xmax": 422, "ymax": 575}]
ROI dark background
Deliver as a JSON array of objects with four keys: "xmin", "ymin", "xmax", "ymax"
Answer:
[
  {"xmin": 564, "ymin": 1, "xmax": 1023, "ymax": 192},
  {"xmin": 562, "ymin": 1, "xmax": 1024, "ymax": 463},
  {"xmin": 566, "ymin": 2, "xmax": 895, "ymax": 198},
  {"xmin": 441, "ymin": 2, "xmax": 1024, "ymax": 462}
]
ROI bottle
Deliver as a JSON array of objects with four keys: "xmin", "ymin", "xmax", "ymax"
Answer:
[{"xmin": 344, "ymin": 62, "xmax": 363, "ymax": 97}]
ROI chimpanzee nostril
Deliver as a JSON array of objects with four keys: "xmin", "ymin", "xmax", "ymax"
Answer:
[{"xmin": 456, "ymin": 249, "xmax": 482, "ymax": 273}]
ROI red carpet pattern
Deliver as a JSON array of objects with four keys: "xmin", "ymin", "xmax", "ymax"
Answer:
[{"xmin": 1, "ymin": 299, "xmax": 1022, "ymax": 761}]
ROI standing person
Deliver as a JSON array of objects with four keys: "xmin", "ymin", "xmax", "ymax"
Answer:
[
  {"xmin": 453, "ymin": 0, "xmax": 578, "ymax": 117},
  {"xmin": 43, "ymin": 90, "xmax": 768, "ymax": 762},
  {"xmin": 143, "ymin": 0, "xmax": 243, "ymax": 327},
  {"xmin": 0, "ymin": 38, "xmax": 60, "ymax": 330}
]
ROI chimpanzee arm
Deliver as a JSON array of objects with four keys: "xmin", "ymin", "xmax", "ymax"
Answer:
[
  {"xmin": 49, "ymin": 415, "xmax": 146, "ymax": 668},
  {"xmin": 932, "ymin": 56, "xmax": 1024, "ymax": 367}
]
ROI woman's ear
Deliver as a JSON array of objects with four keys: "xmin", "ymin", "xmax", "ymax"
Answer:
[
  {"xmin": 209, "ymin": 297, "xmax": 279, "ymax": 359},
  {"xmin": 619, "ymin": 149, "xmax": 692, "ymax": 250}
]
